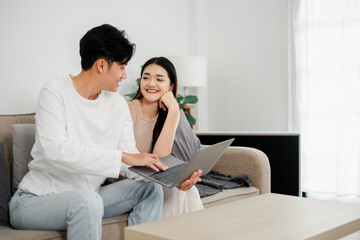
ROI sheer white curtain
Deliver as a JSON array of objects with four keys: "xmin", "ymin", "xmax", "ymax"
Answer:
[{"xmin": 291, "ymin": 0, "xmax": 360, "ymax": 202}]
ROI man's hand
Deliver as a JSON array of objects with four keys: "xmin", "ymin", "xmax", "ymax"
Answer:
[
  {"xmin": 177, "ymin": 169, "xmax": 202, "ymax": 191},
  {"xmin": 122, "ymin": 152, "xmax": 168, "ymax": 172}
]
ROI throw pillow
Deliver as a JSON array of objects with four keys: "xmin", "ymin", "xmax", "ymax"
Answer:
[
  {"xmin": 0, "ymin": 141, "xmax": 11, "ymax": 226},
  {"xmin": 171, "ymin": 109, "xmax": 202, "ymax": 162},
  {"xmin": 11, "ymin": 124, "xmax": 35, "ymax": 194}
]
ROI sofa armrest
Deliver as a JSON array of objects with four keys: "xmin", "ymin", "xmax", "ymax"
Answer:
[{"xmin": 211, "ymin": 146, "xmax": 270, "ymax": 194}]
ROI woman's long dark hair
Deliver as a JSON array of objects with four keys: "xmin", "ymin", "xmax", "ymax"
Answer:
[{"xmin": 132, "ymin": 57, "xmax": 178, "ymax": 151}]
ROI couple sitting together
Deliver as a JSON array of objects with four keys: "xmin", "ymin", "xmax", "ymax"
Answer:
[{"xmin": 8, "ymin": 24, "xmax": 204, "ymax": 239}]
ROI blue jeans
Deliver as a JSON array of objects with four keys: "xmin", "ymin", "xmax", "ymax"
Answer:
[{"xmin": 9, "ymin": 179, "xmax": 163, "ymax": 240}]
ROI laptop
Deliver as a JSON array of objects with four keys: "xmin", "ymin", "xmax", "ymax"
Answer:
[{"xmin": 128, "ymin": 138, "xmax": 234, "ymax": 188}]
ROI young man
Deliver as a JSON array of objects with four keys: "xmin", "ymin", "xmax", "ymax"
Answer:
[{"xmin": 9, "ymin": 24, "xmax": 167, "ymax": 240}]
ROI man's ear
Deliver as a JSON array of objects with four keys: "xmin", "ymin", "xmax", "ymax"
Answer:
[{"xmin": 95, "ymin": 59, "xmax": 107, "ymax": 73}]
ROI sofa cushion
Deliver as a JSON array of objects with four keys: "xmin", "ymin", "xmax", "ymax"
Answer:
[
  {"xmin": 11, "ymin": 124, "xmax": 35, "ymax": 193},
  {"xmin": 0, "ymin": 113, "xmax": 36, "ymax": 190},
  {"xmin": 0, "ymin": 141, "xmax": 11, "ymax": 227},
  {"xmin": 0, "ymin": 214, "xmax": 129, "ymax": 240},
  {"xmin": 0, "ymin": 225, "xmax": 65, "ymax": 240},
  {"xmin": 201, "ymin": 186, "xmax": 259, "ymax": 208}
]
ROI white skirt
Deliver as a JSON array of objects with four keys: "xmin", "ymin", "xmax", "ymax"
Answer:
[{"xmin": 162, "ymin": 185, "xmax": 204, "ymax": 218}]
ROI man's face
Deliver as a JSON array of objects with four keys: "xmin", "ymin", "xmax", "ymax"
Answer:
[{"xmin": 103, "ymin": 62, "xmax": 127, "ymax": 92}]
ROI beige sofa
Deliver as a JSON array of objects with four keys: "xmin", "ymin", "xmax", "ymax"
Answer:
[{"xmin": 0, "ymin": 113, "xmax": 270, "ymax": 240}]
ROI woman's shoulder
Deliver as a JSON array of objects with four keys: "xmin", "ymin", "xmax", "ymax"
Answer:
[
  {"xmin": 128, "ymin": 99, "xmax": 139, "ymax": 107},
  {"xmin": 128, "ymin": 100, "xmax": 137, "ymax": 126},
  {"xmin": 128, "ymin": 100, "xmax": 136, "ymax": 113},
  {"xmin": 128, "ymin": 100, "xmax": 135, "ymax": 108}
]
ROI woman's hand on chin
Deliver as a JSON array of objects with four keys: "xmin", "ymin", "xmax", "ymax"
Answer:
[
  {"xmin": 159, "ymin": 91, "xmax": 179, "ymax": 112},
  {"xmin": 177, "ymin": 169, "xmax": 202, "ymax": 191}
]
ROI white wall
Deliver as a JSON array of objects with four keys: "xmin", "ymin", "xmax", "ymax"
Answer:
[
  {"xmin": 207, "ymin": 0, "xmax": 288, "ymax": 131},
  {"xmin": 0, "ymin": 0, "xmax": 289, "ymax": 132},
  {"xmin": 0, "ymin": 0, "xmax": 191, "ymax": 114}
]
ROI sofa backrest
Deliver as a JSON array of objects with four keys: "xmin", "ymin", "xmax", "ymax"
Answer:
[{"xmin": 0, "ymin": 113, "xmax": 35, "ymax": 186}]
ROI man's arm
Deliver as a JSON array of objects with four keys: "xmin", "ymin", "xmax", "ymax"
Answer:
[
  {"xmin": 35, "ymin": 86, "xmax": 122, "ymax": 178},
  {"xmin": 117, "ymin": 102, "xmax": 167, "ymax": 179}
]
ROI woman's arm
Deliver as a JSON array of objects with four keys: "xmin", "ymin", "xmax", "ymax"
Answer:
[
  {"xmin": 152, "ymin": 92, "xmax": 202, "ymax": 190},
  {"xmin": 152, "ymin": 92, "xmax": 180, "ymax": 157}
]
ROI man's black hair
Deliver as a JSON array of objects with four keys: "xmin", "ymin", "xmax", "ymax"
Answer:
[{"xmin": 79, "ymin": 24, "xmax": 135, "ymax": 70}]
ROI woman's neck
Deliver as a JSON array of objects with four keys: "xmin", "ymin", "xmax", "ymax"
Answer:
[{"xmin": 138, "ymin": 99, "xmax": 159, "ymax": 119}]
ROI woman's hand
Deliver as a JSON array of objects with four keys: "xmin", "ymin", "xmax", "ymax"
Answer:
[
  {"xmin": 159, "ymin": 91, "xmax": 179, "ymax": 111},
  {"xmin": 122, "ymin": 152, "xmax": 168, "ymax": 172},
  {"xmin": 177, "ymin": 169, "xmax": 202, "ymax": 191}
]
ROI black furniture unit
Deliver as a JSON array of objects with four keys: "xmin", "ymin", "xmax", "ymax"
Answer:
[{"xmin": 197, "ymin": 132, "xmax": 300, "ymax": 196}]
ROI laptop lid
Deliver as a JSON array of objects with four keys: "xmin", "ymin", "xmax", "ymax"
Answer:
[
  {"xmin": 171, "ymin": 138, "xmax": 234, "ymax": 187},
  {"xmin": 129, "ymin": 138, "xmax": 234, "ymax": 188}
]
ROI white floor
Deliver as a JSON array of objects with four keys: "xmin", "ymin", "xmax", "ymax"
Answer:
[
  {"xmin": 340, "ymin": 230, "xmax": 360, "ymax": 240},
  {"xmin": 306, "ymin": 193, "xmax": 360, "ymax": 239}
]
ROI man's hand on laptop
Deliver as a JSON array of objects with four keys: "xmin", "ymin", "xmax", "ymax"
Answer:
[
  {"xmin": 122, "ymin": 153, "xmax": 168, "ymax": 172},
  {"xmin": 177, "ymin": 169, "xmax": 202, "ymax": 191}
]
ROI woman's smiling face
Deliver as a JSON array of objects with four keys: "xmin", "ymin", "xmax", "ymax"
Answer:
[{"xmin": 140, "ymin": 64, "xmax": 173, "ymax": 103}]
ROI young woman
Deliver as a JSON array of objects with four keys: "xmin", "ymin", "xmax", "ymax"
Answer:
[{"xmin": 128, "ymin": 57, "xmax": 204, "ymax": 218}]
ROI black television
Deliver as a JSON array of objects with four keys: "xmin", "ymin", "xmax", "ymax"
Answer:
[{"xmin": 196, "ymin": 132, "xmax": 300, "ymax": 196}]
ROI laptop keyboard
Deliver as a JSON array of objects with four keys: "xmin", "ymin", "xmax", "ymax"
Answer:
[{"xmin": 149, "ymin": 163, "xmax": 187, "ymax": 185}]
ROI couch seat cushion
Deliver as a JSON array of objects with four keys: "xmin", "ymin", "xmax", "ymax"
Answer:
[
  {"xmin": 102, "ymin": 214, "xmax": 128, "ymax": 240},
  {"xmin": 0, "ymin": 225, "xmax": 65, "ymax": 240},
  {"xmin": 0, "ymin": 214, "xmax": 129, "ymax": 240},
  {"xmin": 201, "ymin": 186, "xmax": 259, "ymax": 208}
]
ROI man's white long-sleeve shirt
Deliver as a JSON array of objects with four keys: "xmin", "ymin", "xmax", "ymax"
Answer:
[{"xmin": 19, "ymin": 75, "xmax": 139, "ymax": 195}]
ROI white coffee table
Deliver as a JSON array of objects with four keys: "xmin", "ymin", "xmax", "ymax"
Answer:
[{"xmin": 125, "ymin": 193, "xmax": 360, "ymax": 240}]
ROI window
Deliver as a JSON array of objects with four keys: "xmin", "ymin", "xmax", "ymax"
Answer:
[{"xmin": 292, "ymin": 0, "xmax": 360, "ymax": 202}]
